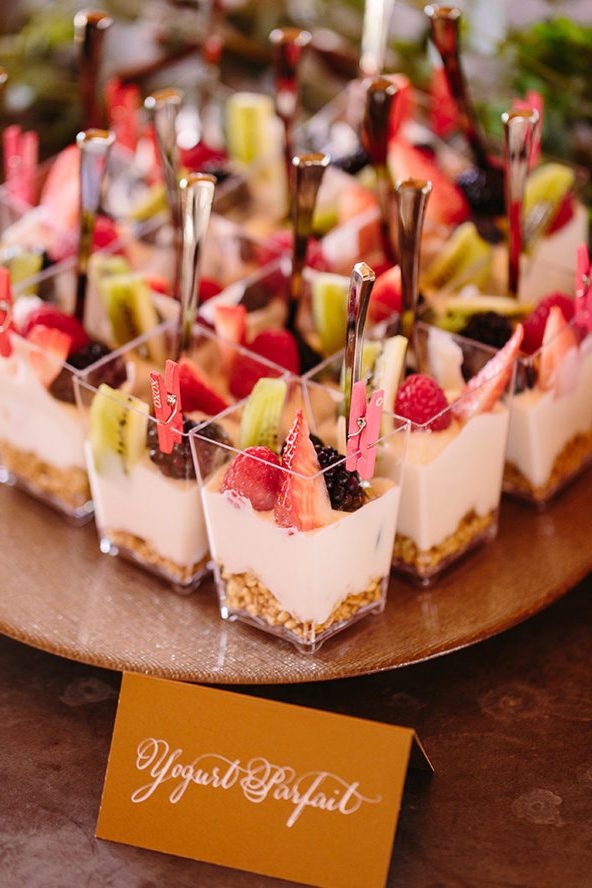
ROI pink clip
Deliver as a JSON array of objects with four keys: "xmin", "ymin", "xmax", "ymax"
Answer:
[
  {"xmin": 149, "ymin": 360, "xmax": 184, "ymax": 454},
  {"xmin": 3, "ymin": 125, "xmax": 38, "ymax": 204},
  {"xmin": 575, "ymin": 243, "xmax": 592, "ymax": 333},
  {"xmin": 0, "ymin": 268, "xmax": 14, "ymax": 359},
  {"xmin": 346, "ymin": 380, "xmax": 384, "ymax": 480},
  {"xmin": 512, "ymin": 91, "xmax": 543, "ymax": 168}
]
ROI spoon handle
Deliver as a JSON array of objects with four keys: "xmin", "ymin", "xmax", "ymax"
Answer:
[
  {"xmin": 360, "ymin": 0, "xmax": 396, "ymax": 77},
  {"xmin": 74, "ymin": 10, "xmax": 113, "ymax": 129},
  {"xmin": 395, "ymin": 178, "xmax": 432, "ymax": 338},
  {"xmin": 502, "ymin": 108, "xmax": 539, "ymax": 299},
  {"xmin": 75, "ymin": 128, "xmax": 115, "ymax": 322},
  {"xmin": 363, "ymin": 76, "xmax": 400, "ymax": 264},
  {"xmin": 270, "ymin": 27, "xmax": 312, "ymax": 180},
  {"xmin": 176, "ymin": 172, "xmax": 216, "ymax": 358},
  {"xmin": 344, "ymin": 262, "xmax": 376, "ymax": 422}
]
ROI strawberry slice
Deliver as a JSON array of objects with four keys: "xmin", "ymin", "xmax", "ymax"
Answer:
[
  {"xmin": 452, "ymin": 324, "xmax": 524, "ymax": 421},
  {"xmin": 145, "ymin": 275, "xmax": 170, "ymax": 296},
  {"xmin": 178, "ymin": 358, "xmax": 229, "ymax": 415},
  {"xmin": 21, "ymin": 305, "xmax": 90, "ymax": 355},
  {"xmin": 200, "ymin": 278, "xmax": 222, "ymax": 302},
  {"xmin": 388, "ymin": 139, "xmax": 469, "ymax": 227},
  {"xmin": 27, "ymin": 325, "xmax": 72, "ymax": 387},
  {"xmin": 249, "ymin": 329, "xmax": 300, "ymax": 374},
  {"xmin": 214, "ymin": 304, "xmax": 248, "ymax": 373},
  {"xmin": 260, "ymin": 230, "xmax": 327, "ymax": 270},
  {"xmin": 387, "ymin": 74, "xmax": 414, "ymax": 141},
  {"xmin": 369, "ymin": 265, "xmax": 402, "ymax": 323},
  {"xmin": 221, "ymin": 446, "xmax": 281, "ymax": 511},
  {"xmin": 93, "ymin": 215, "xmax": 120, "ymax": 251},
  {"xmin": 40, "ymin": 144, "xmax": 80, "ymax": 234},
  {"xmin": 546, "ymin": 191, "xmax": 575, "ymax": 235},
  {"xmin": 229, "ymin": 354, "xmax": 281, "ymax": 400},
  {"xmin": 538, "ymin": 306, "xmax": 579, "ymax": 395},
  {"xmin": 274, "ymin": 410, "xmax": 332, "ymax": 531},
  {"xmin": 338, "ymin": 184, "xmax": 379, "ymax": 225}
]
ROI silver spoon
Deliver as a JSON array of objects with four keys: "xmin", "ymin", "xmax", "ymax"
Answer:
[
  {"xmin": 502, "ymin": 108, "xmax": 539, "ymax": 298},
  {"xmin": 74, "ymin": 10, "xmax": 113, "ymax": 129},
  {"xmin": 269, "ymin": 27, "xmax": 312, "ymax": 181},
  {"xmin": 395, "ymin": 178, "xmax": 432, "ymax": 339},
  {"xmin": 343, "ymin": 261, "xmax": 376, "ymax": 423},
  {"xmin": 360, "ymin": 0, "xmax": 396, "ymax": 78}
]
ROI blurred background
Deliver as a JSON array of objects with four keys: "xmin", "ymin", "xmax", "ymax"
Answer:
[{"xmin": 1, "ymin": 0, "xmax": 590, "ymax": 183}]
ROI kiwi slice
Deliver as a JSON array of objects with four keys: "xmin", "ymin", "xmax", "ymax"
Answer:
[
  {"xmin": 130, "ymin": 182, "xmax": 168, "ymax": 223},
  {"xmin": 524, "ymin": 163, "xmax": 575, "ymax": 245},
  {"xmin": 372, "ymin": 336, "xmax": 408, "ymax": 434},
  {"xmin": 226, "ymin": 93, "xmax": 275, "ymax": 166},
  {"xmin": 239, "ymin": 377, "xmax": 287, "ymax": 452},
  {"xmin": 312, "ymin": 273, "xmax": 349, "ymax": 356},
  {"xmin": 313, "ymin": 204, "xmax": 339, "ymax": 237},
  {"xmin": 422, "ymin": 222, "xmax": 492, "ymax": 292},
  {"xmin": 8, "ymin": 250, "xmax": 44, "ymax": 293},
  {"xmin": 432, "ymin": 295, "xmax": 534, "ymax": 333},
  {"xmin": 89, "ymin": 384, "xmax": 149, "ymax": 474},
  {"xmin": 100, "ymin": 274, "xmax": 166, "ymax": 363}
]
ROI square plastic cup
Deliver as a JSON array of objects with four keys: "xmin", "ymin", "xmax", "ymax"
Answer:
[
  {"xmin": 504, "ymin": 310, "xmax": 592, "ymax": 508},
  {"xmin": 190, "ymin": 377, "xmax": 408, "ymax": 652},
  {"xmin": 307, "ymin": 320, "xmax": 517, "ymax": 585},
  {"xmin": 74, "ymin": 320, "xmax": 290, "ymax": 591}
]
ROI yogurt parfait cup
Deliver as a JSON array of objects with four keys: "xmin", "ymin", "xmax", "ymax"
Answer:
[
  {"xmin": 74, "ymin": 321, "xmax": 289, "ymax": 591},
  {"xmin": 191, "ymin": 376, "xmax": 408, "ymax": 652}
]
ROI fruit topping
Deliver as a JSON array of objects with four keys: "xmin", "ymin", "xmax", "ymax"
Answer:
[
  {"xmin": 455, "ymin": 164, "xmax": 505, "ymax": 218},
  {"xmin": 452, "ymin": 324, "xmax": 524, "ymax": 421},
  {"xmin": 99, "ymin": 274, "xmax": 165, "ymax": 362},
  {"xmin": 191, "ymin": 421, "xmax": 232, "ymax": 480},
  {"xmin": 239, "ymin": 377, "xmax": 287, "ymax": 451},
  {"xmin": 178, "ymin": 358, "xmax": 230, "ymax": 416},
  {"xmin": 213, "ymin": 304, "xmax": 247, "ymax": 372},
  {"xmin": 221, "ymin": 446, "xmax": 281, "ymax": 510},
  {"xmin": 147, "ymin": 414, "xmax": 201, "ymax": 481},
  {"xmin": 431, "ymin": 292, "xmax": 532, "ymax": 334},
  {"xmin": 93, "ymin": 216, "xmax": 120, "ymax": 251},
  {"xmin": 522, "ymin": 292, "xmax": 575, "ymax": 354},
  {"xmin": 39, "ymin": 144, "xmax": 80, "ymax": 234},
  {"xmin": 338, "ymin": 183, "xmax": 378, "ymax": 224},
  {"xmin": 21, "ymin": 305, "xmax": 90, "ymax": 354},
  {"xmin": 311, "ymin": 273, "xmax": 348, "ymax": 356},
  {"xmin": 459, "ymin": 311, "xmax": 513, "ymax": 349},
  {"xmin": 27, "ymin": 325, "xmax": 73, "ymax": 387},
  {"xmin": 388, "ymin": 139, "xmax": 470, "ymax": 226},
  {"xmin": 49, "ymin": 342, "xmax": 127, "ymax": 403},
  {"xmin": 422, "ymin": 222, "xmax": 492, "ymax": 292},
  {"xmin": 538, "ymin": 306, "xmax": 579, "ymax": 396},
  {"xmin": 524, "ymin": 163, "xmax": 575, "ymax": 242},
  {"xmin": 311, "ymin": 436, "xmax": 366, "ymax": 512},
  {"xmin": 368, "ymin": 265, "xmax": 402, "ymax": 323},
  {"xmin": 249, "ymin": 329, "xmax": 300, "ymax": 374},
  {"xmin": 395, "ymin": 374, "xmax": 451, "ymax": 431},
  {"xmin": 372, "ymin": 335, "xmax": 408, "ymax": 433},
  {"xmin": 200, "ymin": 278, "xmax": 223, "ymax": 302},
  {"xmin": 90, "ymin": 384, "xmax": 149, "ymax": 474},
  {"xmin": 274, "ymin": 410, "xmax": 332, "ymax": 531},
  {"xmin": 332, "ymin": 146, "xmax": 371, "ymax": 176}
]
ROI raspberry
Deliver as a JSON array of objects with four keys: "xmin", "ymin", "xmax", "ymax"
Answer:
[
  {"xmin": 522, "ymin": 293, "xmax": 575, "ymax": 354},
  {"xmin": 395, "ymin": 374, "xmax": 451, "ymax": 430},
  {"xmin": 221, "ymin": 446, "xmax": 281, "ymax": 511}
]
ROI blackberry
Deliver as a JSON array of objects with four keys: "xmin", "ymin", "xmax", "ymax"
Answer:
[
  {"xmin": 147, "ymin": 417, "xmax": 230, "ymax": 481},
  {"xmin": 456, "ymin": 166, "xmax": 505, "ymax": 218},
  {"xmin": 459, "ymin": 312, "xmax": 513, "ymax": 349},
  {"xmin": 310, "ymin": 434, "xmax": 366, "ymax": 512},
  {"xmin": 49, "ymin": 341, "xmax": 126, "ymax": 404},
  {"xmin": 332, "ymin": 146, "xmax": 371, "ymax": 176}
]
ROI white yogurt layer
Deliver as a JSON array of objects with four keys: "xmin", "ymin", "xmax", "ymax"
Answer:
[
  {"xmin": 530, "ymin": 202, "xmax": 589, "ymax": 279},
  {"xmin": 396, "ymin": 408, "xmax": 510, "ymax": 552},
  {"xmin": 507, "ymin": 340, "xmax": 592, "ymax": 489},
  {"xmin": 85, "ymin": 443, "xmax": 208, "ymax": 568},
  {"xmin": 202, "ymin": 478, "xmax": 400, "ymax": 625},
  {"xmin": 0, "ymin": 337, "xmax": 85, "ymax": 469}
]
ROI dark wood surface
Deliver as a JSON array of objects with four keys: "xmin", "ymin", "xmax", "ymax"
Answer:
[
  {"xmin": 1, "ymin": 471, "xmax": 592, "ymax": 683},
  {"xmin": 0, "ymin": 578, "xmax": 590, "ymax": 887}
]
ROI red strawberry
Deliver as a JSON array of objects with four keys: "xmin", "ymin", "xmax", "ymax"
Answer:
[
  {"xmin": 178, "ymin": 358, "xmax": 229, "ymax": 415},
  {"xmin": 200, "ymin": 278, "xmax": 222, "ymax": 302},
  {"xmin": 522, "ymin": 292, "xmax": 575, "ymax": 354},
  {"xmin": 249, "ymin": 329, "xmax": 300, "ymax": 374},
  {"xmin": 338, "ymin": 184, "xmax": 379, "ymax": 224},
  {"xmin": 388, "ymin": 139, "xmax": 469, "ymax": 226},
  {"xmin": 274, "ymin": 410, "xmax": 332, "ymax": 531},
  {"xmin": 260, "ymin": 230, "xmax": 327, "ymax": 270},
  {"xmin": 395, "ymin": 374, "xmax": 451, "ymax": 430},
  {"xmin": 21, "ymin": 305, "xmax": 90, "ymax": 355},
  {"xmin": 214, "ymin": 304, "xmax": 248, "ymax": 373},
  {"xmin": 93, "ymin": 216, "xmax": 120, "ymax": 251},
  {"xmin": 229, "ymin": 355, "xmax": 281, "ymax": 400},
  {"xmin": 221, "ymin": 446, "xmax": 281, "ymax": 511},
  {"xmin": 27, "ymin": 325, "xmax": 72, "ymax": 386},
  {"xmin": 39, "ymin": 144, "xmax": 80, "ymax": 233},
  {"xmin": 538, "ymin": 306, "xmax": 579, "ymax": 394},
  {"xmin": 546, "ymin": 192, "xmax": 575, "ymax": 235},
  {"xmin": 179, "ymin": 141, "xmax": 227, "ymax": 172},
  {"xmin": 452, "ymin": 324, "xmax": 524, "ymax": 421},
  {"xmin": 369, "ymin": 265, "xmax": 402, "ymax": 323},
  {"xmin": 145, "ymin": 275, "xmax": 170, "ymax": 295},
  {"xmin": 387, "ymin": 74, "xmax": 414, "ymax": 141}
]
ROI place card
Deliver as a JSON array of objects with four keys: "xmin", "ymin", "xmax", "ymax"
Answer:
[{"xmin": 97, "ymin": 673, "xmax": 432, "ymax": 888}]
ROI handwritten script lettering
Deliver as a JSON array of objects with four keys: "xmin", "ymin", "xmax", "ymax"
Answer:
[{"xmin": 131, "ymin": 738, "xmax": 381, "ymax": 828}]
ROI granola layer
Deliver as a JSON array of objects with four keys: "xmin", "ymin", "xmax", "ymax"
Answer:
[
  {"xmin": 220, "ymin": 565, "xmax": 384, "ymax": 643},
  {"xmin": 393, "ymin": 509, "xmax": 496, "ymax": 579},
  {"xmin": 106, "ymin": 529, "xmax": 209, "ymax": 585},
  {"xmin": 0, "ymin": 439, "xmax": 90, "ymax": 510},
  {"xmin": 504, "ymin": 428, "xmax": 592, "ymax": 503}
]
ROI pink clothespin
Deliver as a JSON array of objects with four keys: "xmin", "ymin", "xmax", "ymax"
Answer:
[
  {"xmin": 343, "ymin": 262, "xmax": 383, "ymax": 481},
  {"xmin": 512, "ymin": 91, "xmax": 543, "ymax": 168},
  {"xmin": 149, "ymin": 359, "xmax": 184, "ymax": 453},
  {"xmin": 346, "ymin": 380, "xmax": 384, "ymax": 480},
  {"xmin": 575, "ymin": 244, "xmax": 592, "ymax": 333},
  {"xmin": 3, "ymin": 125, "xmax": 38, "ymax": 204},
  {"xmin": 0, "ymin": 267, "xmax": 14, "ymax": 358}
]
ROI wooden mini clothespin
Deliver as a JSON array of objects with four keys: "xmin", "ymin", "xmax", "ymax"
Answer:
[
  {"xmin": 149, "ymin": 359, "xmax": 184, "ymax": 453},
  {"xmin": 0, "ymin": 267, "xmax": 13, "ymax": 358}
]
